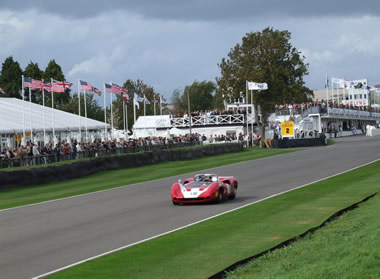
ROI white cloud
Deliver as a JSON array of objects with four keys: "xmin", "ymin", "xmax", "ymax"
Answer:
[
  {"xmin": 1, "ymin": 7, "xmax": 380, "ymax": 99},
  {"xmin": 301, "ymin": 49, "xmax": 336, "ymax": 64}
]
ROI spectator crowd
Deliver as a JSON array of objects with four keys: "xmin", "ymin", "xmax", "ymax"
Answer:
[
  {"xmin": 0, "ymin": 132, "xmax": 243, "ymax": 168},
  {"xmin": 275, "ymin": 100, "xmax": 380, "ymax": 116}
]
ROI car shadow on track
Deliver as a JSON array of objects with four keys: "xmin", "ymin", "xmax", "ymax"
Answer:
[{"xmin": 172, "ymin": 196, "xmax": 258, "ymax": 206}]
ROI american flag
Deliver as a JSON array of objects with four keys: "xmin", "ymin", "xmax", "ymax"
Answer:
[
  {"xmin": 24, "ymin": 77, "xmax": 32, "ymax": 88},
  {"xmin": 93, "ymin": 87, "xmax": 102, "ymax": 96},
  {"xmin": 122, "ymin": 92, "xmax": 129, "ymax": 103},
  {"xmin": 154, "ymin": 97, "xmax": 159, "ymax": 104},
  {"xmin": 111, "ymin": 83, "xmax": 122, "ymax": 94},
  {"xmin": 121, "ymin": 88, "xmax": 128, "ymax": 94},
  {"xmin": 0, "ymin": 87, "xmax": 5, "ymax": 95},
  {"xmin": 43, "ymin": 81, "xmax": 52, "ymax": 92},
  {"xmin": 51, "ymin": 80, "xmax": 72, "ymax": 93},
  {"xmin": 80, "ymin": 80, "xmax": 94, "ymax": 91},
  {"xmin": 105, "ymin": 83, "xmax": 113, "ymax": 93},
  {"xmin": 32, "ymin": 79, "xmax": 44, "ymax": 91}
]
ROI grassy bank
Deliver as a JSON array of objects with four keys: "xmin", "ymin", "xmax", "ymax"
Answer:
[
  {"xmin": 47, "ymin": 161, "xmax": 380, "ymax": 279},
  {"xmin": 226, "ymin": 194, "xmax": 380, "ymax": 279},
  {"xmin": 0, "ymin": 148, "xmax": 294, "ymax": 209}
]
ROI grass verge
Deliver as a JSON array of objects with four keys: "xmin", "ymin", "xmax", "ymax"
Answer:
[
  {"xmin": 0, "ymin": 148, "xmax": 295, "ymax": 210},
  {"xmin": 46, "ymin": 161, "xmax": 380, "ymax": 279},
  {"xmin": 226, "ymin": 194, "xmax": 380, "ymax": 279}
]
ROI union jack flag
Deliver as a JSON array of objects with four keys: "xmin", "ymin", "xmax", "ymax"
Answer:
[
  {"xmin": 24, "ymin": 77, "xmax": 32, "ymax": 88},
  {"xmin": 0, "ymin": 87, "xmax": 5, "ymax": 95},
  {"xmin": 43, "ymin": 81, "xmax": 52, "ymax": 92},
  {"xmin": 122, "ymin": 92, "xmax": 129, "ymax": 103},
  {"xmin": 80, "ymin": 80, "xmax": 94, "ymax": 91},
  {"xmin": 32, "ymin": 79, "xmax": 44, "ymax": 91},
  {"xmin": 52, "ymin": 80, "xmax": 72, "ymax": 93},
  {"xmin": 93, "ymin": 87, "xmax": 102, "ymax": 96}
]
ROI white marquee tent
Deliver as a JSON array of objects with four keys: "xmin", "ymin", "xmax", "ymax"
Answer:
[{"xmin": 0, "ymin": 98, "xmax": 110, "ymax": 147}]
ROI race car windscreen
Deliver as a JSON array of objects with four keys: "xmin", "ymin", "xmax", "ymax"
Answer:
[{"xmin": 186, "ymin": 181, "xmax": 213, "ymax": 187}]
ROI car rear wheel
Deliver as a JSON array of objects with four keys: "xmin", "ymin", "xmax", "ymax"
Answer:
[
  {"xmin": 229, "ymin": 184, "xmax": 237, "ymax": 200},
  {"xmin": 216, "ymin": 189, "xmax": 223, "ymax": 203}
]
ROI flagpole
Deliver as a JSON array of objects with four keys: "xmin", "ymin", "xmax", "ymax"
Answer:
[
  {"xmin": 126, "ymin": 102, "xmax": 128, "ymax": 133},
  {"xmin": 160, "ymin": 96, "xmax": 162, "ymax": 115},
  {"xmin": 51, "ymin": 78, "xmax": 55, "ymax": 142},
  {"xmin": 325, "ymin": 74, "xmax": 328, "ymax": 109},
  {"xmin": 84, "ymin": 89, "xmax": 88, "ymax": 142},
  {"xmin": 77, "ymin": 80, "xmax": 81, "ymax": 142},
  {"xmin": 154, "ymin": 96, "xmax": 156, "ymax": 116},
  {"xmin": 337, "ymin": 80, "xmax": 340, "ymax": 106},
  {"xmin": 133, "ymin": 94, "xmax": 137, "ymax": 123},
  {"xmin": 21, "ymin": 75, "xmax": 26, "ymax": 143},
  {"xmin": 143, "ymin": 94, "xmax": 146, "ymax": 116},
  {"xmin": 28, "ymin": 86, "xmax": 33, "ymax": 143},
  {"xmin": 42, "ymin": 79, "xmax": 46, "ymax": 144},
  {"xmin": 251, "ymin": 89, "xmax": 254, "ymax": 147},
  {"xmin": 103, "ymin": 83, "xmax": 107, "ymax": 140},
  {"xmin": 110, "ymin": 82, "xmax": 114, "ymax": 140},
  {"xmin": 123, "ymin": 97, "xmax": 126, "ymax": 132},
  {"xmin": 246, "ymin": 80, "xmax": 249, "ymax": 147}
]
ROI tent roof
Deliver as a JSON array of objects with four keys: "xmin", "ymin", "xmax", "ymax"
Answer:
[{"xmin": 0, "ymin": 97, "xmax": 109, "ymax": 134}]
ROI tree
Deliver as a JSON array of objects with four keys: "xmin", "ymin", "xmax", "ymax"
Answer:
[
  {"xmin": 42, "ymin": 59, "xmax": 70, "ymax": 108},
  {"xmin": 108, "ymin": 79, "xmax": 162, "ymax": 131},
  {"xmin": 170, "ymin": 80, "xmax": 216, "ymax": 115},
  {"xmin": 60, "ymin": 92, "xmax": 104, "ymax": 122},
  {"xmin": 23, "ymin": 61, "xmax": 43, "ymax": 103},
  {"xmin": 0, "ymin": 56, "xmax": 22, "ymax": 98},
  {"xmin": 216, "ymin": 27, "xmax": 312, "ymax": 141},
  {"xmin": 170, "ymin": 88, "xmax": 183, "ymax": 116}
]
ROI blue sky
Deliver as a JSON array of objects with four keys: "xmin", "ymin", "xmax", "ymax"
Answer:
[{"xmin": 1, "ymin": 1, "xmax": 380, "ymax": 104}]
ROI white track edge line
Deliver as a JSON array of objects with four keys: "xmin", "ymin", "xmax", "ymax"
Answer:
[{"xmin": 32, "ymin": 158, "xmax": 379, "ymax": 279}]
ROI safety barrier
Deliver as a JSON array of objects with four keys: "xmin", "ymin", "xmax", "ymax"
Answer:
[{"xmin": 271, "ymin": 136, "xmax": 327, "ymax": 148}]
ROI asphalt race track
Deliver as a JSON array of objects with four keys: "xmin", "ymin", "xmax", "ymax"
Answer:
[{"xmin": 1, "ymin": 136, "xmax": 379, "ymax": 279}]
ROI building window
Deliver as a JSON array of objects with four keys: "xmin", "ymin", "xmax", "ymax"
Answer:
[
  {"xmin": 350, "ymin": 95, "xmax": 352, "ymax": 100},
  {"xmin": 360, "ymin": 94, "xmax": 362, "ymax": 99}
]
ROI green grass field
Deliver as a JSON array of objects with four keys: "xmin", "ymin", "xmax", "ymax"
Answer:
[
  {"xmin": 0, "ymin": 148, "xmax": 295, "ymax": 209},
  {"xmin": 226, "ymin": 193, "xmax": 380, "ymax": 279},
  {"xmin": 46, "ymin": 160, "xmax": 380, "ymax": 279}
]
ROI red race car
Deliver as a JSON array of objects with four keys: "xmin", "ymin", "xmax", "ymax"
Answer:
[{"xmin": 171, "ymin": 174, "xmax": 238, "ymax": 205}]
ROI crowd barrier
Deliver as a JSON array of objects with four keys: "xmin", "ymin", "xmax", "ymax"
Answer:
[{"xmin": 0, "ymin": 143, "xmax": 243, "ymax": 190}]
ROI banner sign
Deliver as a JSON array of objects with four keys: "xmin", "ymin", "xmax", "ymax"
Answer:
[
  {"xmin": 331, "ymin": 77, "xmax": 368, "ymax": 89},
  {"xmin": 248, "ymin": 82, "xmax": 268, "ymax": 90},
  {"xmin": 281, "ymin": 121, "xmax": 294, "ymax": 138},
  {"xmin": 342, "ymin": 99, "xmax": 368, "ymax": 106}
]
